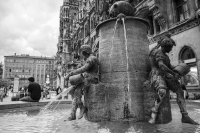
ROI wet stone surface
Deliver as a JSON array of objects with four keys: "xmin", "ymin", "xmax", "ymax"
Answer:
[{"xmin": 0, "ymin": 104, "xmax": 200, "ymax": 133}]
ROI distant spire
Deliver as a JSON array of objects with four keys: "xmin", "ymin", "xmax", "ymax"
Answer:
[{"xmin": 63, "ymin": 0, "xmax": 69, "ymax": 4}]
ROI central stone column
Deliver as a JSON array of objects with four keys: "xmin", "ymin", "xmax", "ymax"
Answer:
[{"xmin": 85, "ymin": 17, "xmax": 150, "ymax": 122}]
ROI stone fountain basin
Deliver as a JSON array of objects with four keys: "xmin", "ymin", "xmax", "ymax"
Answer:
[{"xmin": 0, "ymin": 101, "xmax": 199, "ymax": 133}]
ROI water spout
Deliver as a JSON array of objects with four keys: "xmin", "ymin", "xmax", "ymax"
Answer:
[{"xmin": 42, "ymin": 86, "xmax": 73, "ymax": 112}]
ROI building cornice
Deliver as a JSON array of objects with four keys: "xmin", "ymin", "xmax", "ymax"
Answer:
[{"xmin": 149, "ymin": 18, "xmax": 200, "ymax": 44}]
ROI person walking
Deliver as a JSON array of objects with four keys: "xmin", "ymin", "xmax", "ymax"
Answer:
[{"xmin": 56, "ymin": 86, "xmax": 62, "ymax": 95}]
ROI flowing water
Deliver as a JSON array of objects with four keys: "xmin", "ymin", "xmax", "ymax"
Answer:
[
  {"xmin": 42, "ymin": 86, "xmax": 73, "ymax": 112},
  {"xmin": 110, "ymin": 18, "xmax": 130, "ymax": 92},
  {"xmin": 109, "ymin": 19, "xmax": 119, "ymax": 72},
  {"xmin": 122, "ymin": 18, "xmax": 130, "ymax": 92},
  {"xmin": 0, "ymin": 104, "xmax": 200, "ymax": 133}
]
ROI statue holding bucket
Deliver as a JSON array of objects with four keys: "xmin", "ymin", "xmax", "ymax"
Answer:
[
  {"xmin": 148, "ymin": 34, "xmax": 198, "ymax": 125},
  {"xmin": 65, "ymin": 45, "xmax": 99, "ymax": 121}
]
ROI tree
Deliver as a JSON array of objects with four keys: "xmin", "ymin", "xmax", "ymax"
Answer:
[
  {"xmin": 0, "ymin": 63, "xmax": 3, "ymax": 79},
  {"xmin": 0, "ymin": 79, "xmax": 12, "ymax": 88}
]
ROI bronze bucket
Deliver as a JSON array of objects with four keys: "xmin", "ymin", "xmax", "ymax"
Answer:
[
  {"xmin": 69, "ymin": 74, "xmax": 84, "ymax": 85},
  {"xmin": 173, "ymin": 63, "xmax": 190, "ymax": 76}
]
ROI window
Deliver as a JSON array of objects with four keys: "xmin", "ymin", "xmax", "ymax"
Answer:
[
  {"xmin": 155, "ymin": 19, "xmax": 161, "ymax": 34},
  {"xmin": 174, "ymin": 0, "xmax": 189, "ymax": 22},
  {"xmin": 180, "ymin": 47, "xmax": 199, "ymax": 86},
  {"xmin": 147, "ymin": 14, "xmax": 154, "ymax": 36},
  {"xmin": 195, "ymin": 0, "xmax": 200, "ymax": 9},
  {"xmin": 90, "ymin": 15, "xmax": 95, "ymax": 31},
  {"xmin": 84, "ymin": 23, "xmax": 88, "ymax": 38}
]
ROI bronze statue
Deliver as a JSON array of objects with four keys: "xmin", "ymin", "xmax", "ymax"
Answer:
[
  {"xmin": 65, "ymin": 45, "xmax": 99, "ymax": 121},
  {"xmin": 148, "ymin": 34, "xmax": 198, "ymax": 125},
  {"xmin": 99, "ymin": 0, "xmax": 110, "ymax": 21},
  {"xmin": 109, "ymin": 0, "xmax": 136, "ymax": 18}
]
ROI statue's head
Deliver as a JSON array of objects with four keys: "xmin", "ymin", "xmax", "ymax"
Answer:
[
  {"xmin": 160, "ymin": 34, "xmax": 176, "ymax": 53},
  {"xmin": 80, "ymin": 45, "xmax": 92, "ymax": 55},
  {"xmin": 109, "ymin": 1, "xmax": 136, "ymax": 18}
]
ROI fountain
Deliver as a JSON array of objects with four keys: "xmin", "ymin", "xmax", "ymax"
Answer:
[
  {"xmin": 0, "ymin": 1, "xmax": 200, "ymax": 133},
  {"xmin": 84, "ymin": 1, "xmax": 171, "ymax": 123}
]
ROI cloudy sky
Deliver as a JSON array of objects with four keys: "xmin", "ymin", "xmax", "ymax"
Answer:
[{"xmin": 0, "ymin": 0, "xmax": 63, "ymax": 63}]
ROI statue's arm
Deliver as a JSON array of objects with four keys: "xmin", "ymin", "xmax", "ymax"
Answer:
[
  {"xmin": 70, "ymin": 62, "xmax": 91, "ymax": 76},
  {"xmin": 158, "ymin": 60, "xmax": 176, "ymax": 76},
  {"xmin": 170, "ymin": 64, "xmax": 176, "ymax": 70}
]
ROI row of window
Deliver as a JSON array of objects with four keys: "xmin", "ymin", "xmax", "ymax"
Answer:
[
  {"xmin": 5, "ymin": 64, "xmax": 32, "ymax": 68},
  {"xmin": 5, "ymin": 73, "xmax": 32, "ymax": 78},
  {"xmin": 19, "ymin": 80, "xmax": 29, "ymax": 83},
  {"xmin": 148, "ymin": 0, "xmax": 200, "ymax": 36},
  {"xmin": 5, "ymin": 64, "xmax": 54, "ymax": 69},
  {"xmin": 5, "ymin": 59, "xmax": 53, "ymax": 64},
  {"xmin": 6, "ymin": 59, "xmax": 33, "ymax": 63},
  {"xmin": 6, "ymin": 69, "xmax": 31, "ymax": 73}
]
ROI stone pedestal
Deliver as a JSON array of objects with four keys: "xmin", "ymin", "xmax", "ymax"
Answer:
[
  {"xmin": 85, "ymin": 17, "xmax": 150, "ymax": 122},
  {"xmin": 13, "ymin": 77, "xmax": 19, "ymax": 93},
  {"xmin": 143, "ymin": 80, "xmax": 172, "ymax": 124}
]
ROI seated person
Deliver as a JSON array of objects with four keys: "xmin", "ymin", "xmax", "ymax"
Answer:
[{"xmin": 19, "ymin": 77, "xmax": 41, "ymax": 102}]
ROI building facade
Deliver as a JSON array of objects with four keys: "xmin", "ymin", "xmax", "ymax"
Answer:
[
  {"xmin": 56, "ymin": 0, "xmax": 200, "ymax": 92},
  {"xmin": 3, "ymin": 54, "xmax": 55, "ymax": 88},
  {"xmin": 54, "ymin": 0, "xmax": 79, "ymax": 89}
]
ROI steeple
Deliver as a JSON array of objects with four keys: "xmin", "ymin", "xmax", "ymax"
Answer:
[{"xmin": 63, "ymin": 0, "xmax": 69, "ymax": 5}]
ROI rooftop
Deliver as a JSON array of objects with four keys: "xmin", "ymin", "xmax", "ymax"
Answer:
[{"xmin": 4, "ymin": 54, "xmax": 54, "ymax": 60}]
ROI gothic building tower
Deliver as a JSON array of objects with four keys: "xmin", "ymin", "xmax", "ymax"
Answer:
[{"xmin": 56, "ymin": 0, "xmax": 79, "ymax": 88}]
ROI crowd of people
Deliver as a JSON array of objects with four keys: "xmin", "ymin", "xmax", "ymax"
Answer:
[
  {"xmin": 0, "ymin": 78, "xmax": 65, "ymax": 102},
  {"xmin": 19, "ymin": 78, "xmax": 64, "ymax": 102}
]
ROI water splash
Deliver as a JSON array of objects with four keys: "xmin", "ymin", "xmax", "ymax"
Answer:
[
  {"xmin": 109, "ymin": 19, "xmax": 119, "ymax": 72},
  {"xmin": 53, "ymin": 100, "xmax": 62, "ymax": 111},
  {"xmin": 42, "ymin": 86, "xmax": 73, "ymax": 113}
]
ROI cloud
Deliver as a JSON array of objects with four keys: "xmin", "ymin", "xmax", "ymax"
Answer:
[{"xmin": 0, "ymin": 0, "xmax": 63, "ymax": 63}]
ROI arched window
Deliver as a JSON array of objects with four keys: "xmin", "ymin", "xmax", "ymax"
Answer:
[{"xmin": 180, "ymin": 46, "xmax": 199, "ymax": 86}]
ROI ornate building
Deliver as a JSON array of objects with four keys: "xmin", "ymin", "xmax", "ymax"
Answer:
[
  {"xmin": 3, "ymin": 54, "xmax": 55, "ymax": 88},
  {"xmin": 55, "ymin": 0, "xmax": 79, "ymax": 88},
  {"xmin": 56, "ymin": 0, "xmax": 200, "ymax": 93}
]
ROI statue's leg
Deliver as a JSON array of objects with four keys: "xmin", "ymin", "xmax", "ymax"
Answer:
[
  {"xmin": 78, "ymin": 101, "xmax": 85, "ymax": 119},
  {"xmin": 149, "ymin": 87, "xmax": 166, "ymax": 124},
  {"xmin": 68, "ymin": 87, "xmax": 80, "ymax": 121},
  {"xmin": 74, "ymin": 83, "xmax": 85, "ymax": 120},
  {"xmin": 176, "ymin": 87, "xmax": 199, "ymax": 125},
  {"xmin": 68, "ymin": 97, "xmax": 78, "ymax": 121},
  {"xmin": 149, "ymin": 76, "xmax": 167, "ymax": 124}
]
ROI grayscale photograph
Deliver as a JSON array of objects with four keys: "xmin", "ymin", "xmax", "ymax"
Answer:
[{"xmin": 0, "ymin": 0, "xmax": 200, "ymax": 133}]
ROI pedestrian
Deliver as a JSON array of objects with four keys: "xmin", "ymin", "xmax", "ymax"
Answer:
[
  {"xmin": 19, "ymin": 77, "xmax": 41, "ymax": 102},
  {"xmin": 56, "ymin": 86, "xmax": 62, "ymax": 95},
  {"xmin": 0, "ymin": 88, "xmax": 4, "ymax": 102},
  {"xmin": 10, "ymin": 86, "xmax": 13, "ymax": 93},
  {"xmin": 4, "ymin": 87, "xmax": 7, "ymax": 97}
]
